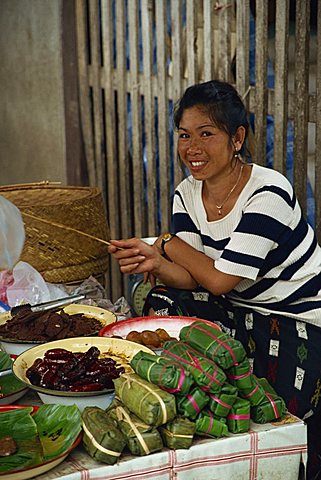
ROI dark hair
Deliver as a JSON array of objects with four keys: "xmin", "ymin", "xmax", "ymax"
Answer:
[{"xmin": 173, "ymin": 80, "xmax": 250, "ymax": 156}]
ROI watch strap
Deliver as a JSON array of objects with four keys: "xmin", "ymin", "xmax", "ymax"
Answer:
[{"xmin": 161, "ymin": 233, "xmax": 176, "ymax": 254}]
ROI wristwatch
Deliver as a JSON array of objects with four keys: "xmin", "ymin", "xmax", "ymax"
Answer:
[{"xmin": 161, "ymin": 233, "xmax": 176, "ymax": 254}]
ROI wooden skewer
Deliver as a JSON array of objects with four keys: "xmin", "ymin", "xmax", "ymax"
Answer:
[{"xmin": 21, "ymin": 211, "xmax": 120, "ymax": 248}]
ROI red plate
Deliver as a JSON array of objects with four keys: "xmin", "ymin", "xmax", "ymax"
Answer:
[
  {"xmin": 0, "ymin": 405, "xmax": 82, "ymax": 479},
  {"xmin": 99, "ymin": 315, "xmax": 221, "ymax": 340}
]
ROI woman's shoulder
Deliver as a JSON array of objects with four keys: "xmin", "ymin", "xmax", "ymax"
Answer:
[
  {"xmin": 250, "ymin": 164, "xmax": 293, "ymax": 192},
  {"xmin": 175, "ymin": 175, "xmax": 201, "ymax": 195}
]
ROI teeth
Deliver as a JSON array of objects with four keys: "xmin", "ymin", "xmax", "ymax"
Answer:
[{"xmin": 191, "ymin": 161, "xmax": 206, "ymax": 167}]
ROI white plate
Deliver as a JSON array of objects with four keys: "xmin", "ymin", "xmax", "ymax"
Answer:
[{"xmin": 0, "ymin": 304, "xmax": 117, "ymax": 356}]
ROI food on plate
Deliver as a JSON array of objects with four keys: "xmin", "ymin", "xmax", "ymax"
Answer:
[
  {"xmin": 0, "ymin": 436, "xmax": 17, "ymax": 457},
  {"xmin": 0, "ymin": 305, "xmax": 104, "ymax": 342},
  {"xmin": 0, "ymin": 404, "xmax": 81, "ymax": 474},
  {"xmin": 124, "ymin": 328, "xmax": 174, "ymax": 349},
  {"xmin": 26, "ymin": 346, "xmax": 125, "ymax": 392}
]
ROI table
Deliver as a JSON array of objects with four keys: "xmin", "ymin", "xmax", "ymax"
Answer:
[{"xmin": 19, "ymin": 391, "xmax": 307, "ymax": 480}]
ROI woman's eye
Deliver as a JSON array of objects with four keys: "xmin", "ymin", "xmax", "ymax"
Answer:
[
  {"xmin": 179, "ymin": 133, "xmax": 189, "ymax": 139},
  {"xmin": 201, "ymin": 131, "xmax": 212, "ymax": 137}
]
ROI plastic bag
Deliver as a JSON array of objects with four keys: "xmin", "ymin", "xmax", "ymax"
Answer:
[
  {"xmin": 0, "ymin": 195, "xmax": 25, "ymax": 270},
  {"xmin": 6, "ymin": 261, "xmax": 67, "ymax": 307}
]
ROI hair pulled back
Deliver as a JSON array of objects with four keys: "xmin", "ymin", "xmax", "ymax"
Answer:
[{"xmin": 174, "ymin": 80, "xmax": 250, "ymax": 156}]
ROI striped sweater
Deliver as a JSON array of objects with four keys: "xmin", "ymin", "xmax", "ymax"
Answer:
[{"xmin": 172, "ymin": 164, "xmax": 321, "ymax": 326}]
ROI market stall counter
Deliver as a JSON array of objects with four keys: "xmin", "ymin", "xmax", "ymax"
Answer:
[{"xmin": 32, "ymin": 411, "xmax": 306, "ymax": 480}]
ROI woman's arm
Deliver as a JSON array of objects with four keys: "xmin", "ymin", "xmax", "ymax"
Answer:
[
  {"xmin": 160, "ymin": 235, "xmax": 242, "ymax": 295},
  {"xmin": 108, "ymin": 238, "xmax": 198, "ymax": 289}
]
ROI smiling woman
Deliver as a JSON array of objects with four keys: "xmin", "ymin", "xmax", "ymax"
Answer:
[{"xmin": 108, "ymin": 79, "xmax": 321, "ymax": 479}]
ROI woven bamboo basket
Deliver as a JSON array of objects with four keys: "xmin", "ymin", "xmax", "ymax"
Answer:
[{"xmin": 0, "ymin": 183, "xmax": 110, "ymax": 284}]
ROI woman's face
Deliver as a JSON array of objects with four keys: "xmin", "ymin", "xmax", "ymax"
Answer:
[{"xmin": 177, "ymin": 106, "xmax": 235, "ymax": 182}]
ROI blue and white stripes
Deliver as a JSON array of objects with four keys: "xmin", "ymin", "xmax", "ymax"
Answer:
[{"xmin": 172, "ymin": 164, "xmax": 321, "ymax": 325}]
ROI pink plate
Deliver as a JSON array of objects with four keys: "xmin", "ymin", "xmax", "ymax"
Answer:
[{"xmin": 99, "ymin": 315, "xmax": 221, "ymax": 340}]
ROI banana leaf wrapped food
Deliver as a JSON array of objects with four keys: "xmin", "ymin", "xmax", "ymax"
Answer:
[
  {"xmin": 208, "ymin": 383, "xmax": 238, "ymax": 417},
  {"xmin": 82, "ymin": 406, "xmax": 126, "ymax": 464},
  {"xmin": 130, "ymin": 351, "xmax": 193, "ymax": 395},
  {"xmin": 256, "ymin": 377, "xmax": 279, "ymax": 396},
  {"xmin": 179, "ymin": 321, "xmax": 246, "ymax": 369},
  {"xmin": 226, "ymin": 358, "xmax": 254, "ymax": 390},
  {"xmin": 237, "ymin": 375, "xmax": 267, "ymax": 406},
  {"xmin": 106, "ymin": 399, "xmax": 163, "ymax": 456},
  {"xmin": 113, "ymin": 373, "xmax": 176, "ymax": 426},
  {"xmin": 176, "ymin": 387, "xmax": 209, "ymax": 420},
  {"xmin": 162, "ymin": 340, "xmax": 226, "ymax": 393},
  {"xmin": 195, "ymin": 409, "xmax": 229, "ymax": 438},
  {"xmin": 251, "ymin": 392, "xmax": 287, "ymax": 423},
  {"xmin": 226, "ymin": 398, "xmax": 251, "ymax": 434},
  {"xmin": 159, "ymin": 416, "xmax": 195, "ymax": 449}
]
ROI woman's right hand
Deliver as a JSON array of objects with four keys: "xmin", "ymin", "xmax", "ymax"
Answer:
[{"xmin": 108, "ymin": 237, "xmax": 161, "ymax": 275}]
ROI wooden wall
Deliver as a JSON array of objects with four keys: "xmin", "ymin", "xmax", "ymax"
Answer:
[{"xmin": 74, "ymin": 0, "xmax": 321, "ymax": 301}]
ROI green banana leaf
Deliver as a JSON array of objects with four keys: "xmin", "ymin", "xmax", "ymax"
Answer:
[
  {"xmin": 0, "ymin": 404, "xmax": 82, "ymax": 473},
  {"xmin": 226, "ymin": 397, "xmax": 251, "ymax": 433},
  {"xmin": 106, "ymin": 399, "xmax": 163, "ymax": 456},
  {"xmin": 162, "ymin": 340, "xmax": 226, "ymax": 393},
  {"xmin": 0, "ymin": 407, "xmax": 42, "ymax": 473},
  {"xmin": 33, "ymin": 404, "xmax": 82, "ymax": 460},
  {"xmin": 208, "ymin": 383, "xmax": 238, "ymax": 417},
  {"xmin": 195, "ymin": 409, "xmax": 229, "ymax": 438},
  {"xmin": 82, "ymin": 406, "xmax": 126, "ymax": 464},
  {"xmin": 251, "ymin": 393, "xmax": 287, "ymax": 423},
  {"xmin": 113, "ymin": 373, "xmax": 176, "ymax": 427},
  {"xmin": 159, "ymin": 416, "xmax": 195, "ymax": 449},
  {"xmin": 0, "ymin": 351, "xmax": 12, "ymax": 371},
  {"xmin": 176, "ymin": 387, "xmax": 209, "ymax": 420},
  {"xmin": 179, "ymin": 321, "xmax": 246, "ymax": 369},
  {"xmin": 130, "ymin": 350, "xmax": 194, "ymax": 395},
  {"xmin": 0, "ymin": 373, "xmax": 26, "ymax": 396}
]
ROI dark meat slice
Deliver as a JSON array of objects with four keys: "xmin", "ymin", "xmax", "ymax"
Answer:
[
  {"xmin": 44, "ymin": 312, "xmax": 70, "ymax": 338},
  {"xmin": 0, "ymin": 436, "xmax": 17, "ymax": 456}
]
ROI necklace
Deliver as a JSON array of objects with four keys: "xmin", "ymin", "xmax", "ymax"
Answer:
[{"xmin": 215, "ymin": 164, "xmax": 244, "ymax": 215}]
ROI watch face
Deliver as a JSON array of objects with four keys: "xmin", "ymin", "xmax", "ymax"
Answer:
[{"xmin": 163, "ymin": 233, "xmax": 172, "ymax": 242}]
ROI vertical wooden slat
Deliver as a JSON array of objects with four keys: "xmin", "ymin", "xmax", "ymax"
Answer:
[
  {"xmin": 128, "ymin": 0, "xmax": 143, "ymax": 238},
  {"xmin": 203, "ymin": 0, "xmax": 214, "ymax": 81},
  {"xmin": 75, "ymin": 0, "xmax": 96, "ymax": 186},
  {"xmin": 141, "ymin": 0, "xmax": 157, "ymax": 236},
  {"xmin": 101, "ymin": 0, "xmax": 122, "ymax": 301},
  {"xmin": 273, "ymin": 0, "xmax": 289, "ymax": 175},
  {"xmin": 254, "ymin": 0, "xmax": 268, "ymax": 165},
  {"xmin": 171, "ymin": 0, "xmax": 184, "ymax": 189},
  {"xmin": 235, "ymin": 0, "xmax": 250, "ymax": 98},
  {"xmin": 115, "ymin": 0, "xmax": 131, "ymax": 240},
  {"xmin": 218, "ymin": 0, "xmax": 232, "ymax": 82},
  {"xmin": 315, "ymin": 0, "xmax": 321, "ymax": 240},
  {"xmin": 88, "ymin": 0, "xmax": 104, "ymax": 191},
  {"xmin": 185, "ymin": 0, "xmax": 197, "ymax": 85},
  {"xmin": 294, "ymin": 0, "xmax": 310, "ymax": 216},
  {"xmin": 155, "ymin": 0, "xmax": 170, "ymax": 231}
]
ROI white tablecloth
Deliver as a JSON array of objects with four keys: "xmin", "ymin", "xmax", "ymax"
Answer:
[{"xmin": 18, "ymin": 388, "xmax": 306, "ymax": 480}]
